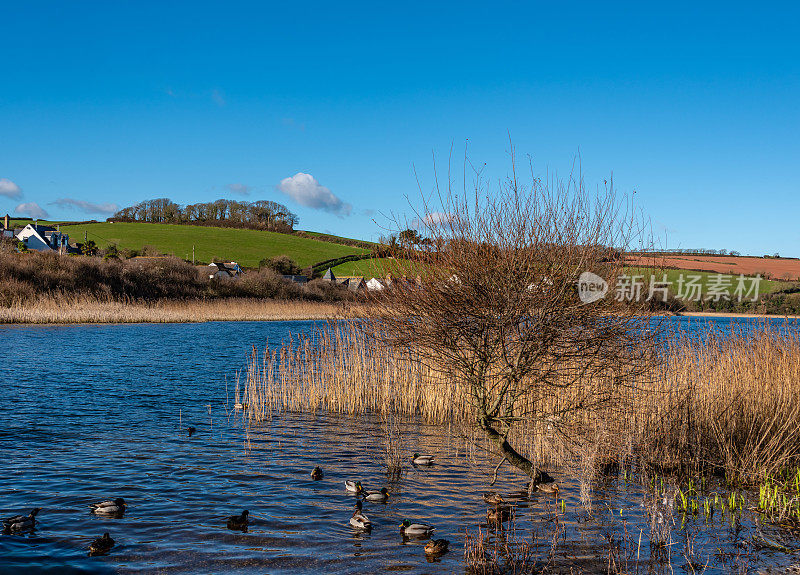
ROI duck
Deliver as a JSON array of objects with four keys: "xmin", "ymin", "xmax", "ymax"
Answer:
[
  {"xmin": 483, "ymin": 491, "xmax": 506, "ymax": 505},
  {"xmin": 486, "ymin": 505, "xmax": 512, "ymax": 524},
  {"xmin": 363, "ymin": 487, "xmax": 389, "ymax": 502},
  {"xmin": 226, "ymin": 510, "xmax": 249, "ymax": 531},
  {"xmin": 424, "ymin": 538, "xmax": 450, "ymax": 555},
  {"xmin": 345, "ymin": 480, "xmax": 363, "ymax": 494},
  {"xmin": 2, "ymin": 508, "xmax": 41, "ymax": 534},
  {"xmin": 311, "ymin": 466, "xmax": 323, "ymax": 480},
  {"xmin": 412, "ymin": 453, "xmax": 435, "ymax": 465},
  {"xmin": 88, "ymin": 533, "xmax": 115, "ymax": 556},
  {"xmin": 187, "ymin": 426, "xmax": 196, "ymax": 437},
  {"xmin": 349, "ymin": 500, "xmax": 371, "ymax": 530},
  {"xmin": 400, "ymin": 519, "xmax": 435, "ymax": 537},
  {"xmin": 535, "ymin": 482, "xmax": 560, "ymax": 496},
  {"xmin": 89, "ymin": 498, "xmax": 127, "ymax": 516}
]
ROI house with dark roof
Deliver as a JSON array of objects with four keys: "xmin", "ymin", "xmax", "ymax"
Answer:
[
  {"xmin": 15, "ymin": 223, "xmax": 72, "ymax": 253},
  {"xmin": 207, "ymin": 261, "xmax": 242, "ymax": 279}
]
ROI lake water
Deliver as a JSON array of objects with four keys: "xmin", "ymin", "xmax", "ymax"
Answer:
[{"xmin": 2, "ymin": 316, "xmax": 799, "ymax": 574}]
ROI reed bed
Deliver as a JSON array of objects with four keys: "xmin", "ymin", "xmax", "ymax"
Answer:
[
  {"xmin": 243, "ymin": 320, "xmax": 800, "ymax": 483},
  {"xmin": 0, "ymin": 295, "xmax": 357, "ymax": 324},
  {"xmin": 635, "ymin": 327, "xmax": 800, "ymax": 481}
]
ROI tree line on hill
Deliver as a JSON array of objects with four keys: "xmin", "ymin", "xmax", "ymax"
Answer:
[{"xmin": 111, "ymin": 198, "xmax": 299, "ymax": 232}]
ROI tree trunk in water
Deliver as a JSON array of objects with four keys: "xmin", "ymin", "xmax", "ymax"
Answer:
[{"xmin": 478, "ymin": 416, "xmax": 553, "ymax": 485}]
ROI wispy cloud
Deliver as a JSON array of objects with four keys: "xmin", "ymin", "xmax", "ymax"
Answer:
[
  {"xmin": 15, "ymin": 202, "xmax": 49, "ymax": 219},
  {"xmin": 277, "ymin": 172, "xmax": 352, "ymax": 217},
  {"xmin": 50, "ymin": 198, "xmax": 119, "ymax": 215},
  {"xmin": 412, "ymin": 211, "xmax": 455, "ymax": 230},
  {"xmin": 226, "ymin": 183, "xmax": 251, "ymax": 196},
  {"xmin": 0, "ymin": 178, "xmax": 23, "ymax": 199},
  {"xmin": 281, "ymin": 117, "xmax": 306, "ymax": 132},
  {"xmin": 211, "ymin": 88, "xmax": 226, "ymax": 107}
]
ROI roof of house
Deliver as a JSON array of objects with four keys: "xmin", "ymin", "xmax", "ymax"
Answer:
[{"xmin": 322, "ymin": 268, "xmax": 336, "ymax": 281}]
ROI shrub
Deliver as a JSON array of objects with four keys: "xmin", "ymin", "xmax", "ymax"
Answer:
[{"xmin": 259, "ymin": 255, "xmax": 301, "ymax": 276}]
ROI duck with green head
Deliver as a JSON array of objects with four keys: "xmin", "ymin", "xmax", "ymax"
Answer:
[
  {"xmin": 400, "ymin": 519, "xmax": 434, "ymax": 537},
  {"xmin": 345, "ymin": 480, "xmax": 363, "ymax": 494},
  {"xmin": 363, "ymin": 487, "xmax": 389, "ymax": 502}
]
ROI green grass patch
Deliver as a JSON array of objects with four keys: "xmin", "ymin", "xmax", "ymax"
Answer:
[
  {"xmin": 330, "ymin": 257, "xmax": 419, "ymax": 277},
  {"xmin": 60, "ymin": 222, "xmax": 366, "ymax": 268},
  {"xmin": 626, "ymin": 267, "xmax": 792, "ymax": 297}
]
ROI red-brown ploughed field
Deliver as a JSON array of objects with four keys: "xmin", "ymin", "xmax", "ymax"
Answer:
[{"xmin": 625, "ymin": 254, "xmax": 800, "ymax": 281}]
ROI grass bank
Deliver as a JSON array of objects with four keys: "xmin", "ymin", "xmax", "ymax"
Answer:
[
  {"xmin": 60, "ymin": 222, "xmax": 366, "ymax": 268},
  {"xmin": 0, "ymin": 297, "xmax": 359, "ymax": 324}
]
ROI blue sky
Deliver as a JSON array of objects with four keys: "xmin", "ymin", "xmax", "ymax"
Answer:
[{"xmin": 1, "ymin": 2, "xmax": 798, "ymax": 255}]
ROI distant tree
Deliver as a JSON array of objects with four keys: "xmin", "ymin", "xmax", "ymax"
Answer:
[
  {"xmin": 260, "ymin": 255, "xmax": 301, "ymax": 276},
  {"xmin": 398, "ymin": 228, "xmax": 424, "ymax": 247},
  {"xmin": 81, "ymin": 240, "xmax": 98, "ymax": 256}
]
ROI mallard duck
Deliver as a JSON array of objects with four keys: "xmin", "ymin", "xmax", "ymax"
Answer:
[
  {"xmin": 311, "ymin": 466, "xmax": 323, "ymax": 480},
  {"xmin": 349, "ymin": 500, "xmax": 371, "ymax": 530},
  {"xmin": 486, "ymin": 505, "xmax": 512, "ymax": 524},
  {"xmin": 2, "ymin": 508, "xmax": 41, "ymax": 534},
  {"xmin": 345, "ymin": 480, "xmax": 363, "ymax": 494},
  {"xmin": 89, "ymin": 498, "xmax": 127, "ymax": 516},
  {"xmin": 226, "ymin": 510, "xmax": 249, "ymax": 531},
  {"xmin": 88, "ymin": 533, "xmax": 115, "ymax": 556},
  {"xmin": 424, "ymin": 538, "xmax": 450, "ymax": 555},
  {"xmin": 400, "ymin": 519, "xmax": 434, "ymax": 537},
  {"xmin": 363, "ymin": 487, "xmax": 389, "ymax": 502},
  {"xmin": 483, "ymin": 491, "xmax": 506, "ymax": 505},
  {"xmin": 535, "ymin": 483, "xmax": 560, "ymax": 496},
  {"xmin": 412, "ymin": 453, "xmax": 435, "ymax": 465}
]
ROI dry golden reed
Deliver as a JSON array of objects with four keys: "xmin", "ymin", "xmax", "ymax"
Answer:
[
  {"xmin": 243, "ymin": 320, "xmax": 800, "ymax": 481},
  {"xmin": 0, "ymin": 295, "xmax": 357, "ymax": 324}
]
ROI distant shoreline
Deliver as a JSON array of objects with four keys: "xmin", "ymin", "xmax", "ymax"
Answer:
[
  {"xmin": 677, "ymin": 311, "xmax": 800, "ymax": 320},
  {"xmin": 2, "ymin": 299, "xmax": 798, "ymax": 325},
  {"xmin": 0, "ymin": 298, "xmax": 361, "ymax": 325}
]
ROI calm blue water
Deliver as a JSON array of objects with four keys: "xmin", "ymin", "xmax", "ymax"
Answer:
[{"xmin": 1, "ymin": 317, "xmax": 798, "ymax": 574}]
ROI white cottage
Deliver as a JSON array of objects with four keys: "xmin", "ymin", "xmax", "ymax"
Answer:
[{"xmin": 15, "ymin": 223, "xmax": 71, "ymax": 253}]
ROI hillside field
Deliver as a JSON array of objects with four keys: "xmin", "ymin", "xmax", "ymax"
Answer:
[
  {"xmin": 331, "ymin": 258, "xmax": 791, "ymax": 298},
  {"xmin": 60, "ymin": 222, "xmax": 366, "ymax": 268}
]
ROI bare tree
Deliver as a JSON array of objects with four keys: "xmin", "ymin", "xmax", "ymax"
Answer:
[{"xmin": 367, "ymin": 151, "xmax": 660, "ymax": 485}]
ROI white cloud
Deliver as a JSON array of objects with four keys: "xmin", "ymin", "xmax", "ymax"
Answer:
[
  {"xmin": 0, "ymin": 178, "xmax": 22, "ymax": 199},
  {"xmin": 412, "ymin": 211, "xmax": 456, "ymax": 230},
  {"xmin": 211, "ymin": 88, "xmax": 226, "ymax": 107},
  {"xmin": 50, "ymin": 198, "xmax": 119, "ymax": 215},
  {"xmin": 277, "ymin": 172, "xmax": 352, "ymax": 217},
  {"xmin": 15, "ymin": 202, "xmax": 49, "ymax": 219},
  {"xmin": 226, "ymin": 183, "xmax": 251, "ymax": 196}
]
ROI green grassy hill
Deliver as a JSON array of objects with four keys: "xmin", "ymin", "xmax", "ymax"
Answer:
[{"xmin": 60, "ymin": 222, "xmax": 366, "ymax": 268}]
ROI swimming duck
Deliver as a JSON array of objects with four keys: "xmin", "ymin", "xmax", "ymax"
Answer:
[
  {"xmin": 535, "ymin": 483, "xmax": 560, "ymax": 496},
  {"xmin": 424, "ymin": 538, "xmax": 450, "ymax": 555},
  {"xmin": 2, "ymin": 508, "xmax": 41, "ymax": 534},
  {"xmin": 187, "ymin": 426, "xmax": 196, "ymax": 437},
  {"xmin": 345, "ymin": 480, "xmax": 363, "ymax": 494},
  {"xmin": 311, "ymin": 466, "xmax": 323, "ymax": 480},
  {"xmin": 226, "ymin": 510, "xmax": 249, "ymax": 531},
  {"xmin": 88, "ymin": 533, "xmax": 115, "ymax": 556},
  {"xmin": 400, "ymin": 519, "xmax": 434, "ymax": 537},
  {"xmin": 486, "ymin": 505, "xmax": 512, "ymax": 524},
  {"xmin": 349, "ymin": 501, "xmax": 372, "ymax": 530},
  {"xmin": 483, "ymin": 492, "xmax": 506, "ymax": 505},
  {"xmin": 363, "ymin": 487, "xmax": 389, "ymax": 502},
  {"xmin": 412, "ymin": 453, "xmax": 435, "ymax": 465},
  {"xmin": 89, "ymin": 498, "xmax": 127, "ymax": 516}
]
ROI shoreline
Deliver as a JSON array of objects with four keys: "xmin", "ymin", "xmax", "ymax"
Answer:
[
  {"xmin": 1, "ymin": 299, "xmax": 798, "ymax": 325},
  {"xmin": 677, "ymin": 311, "xmax": 800, "ymax": 320},
  {"xmin": 0, "ymin": 298, "xmax": 362, "ymax": 325}
]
